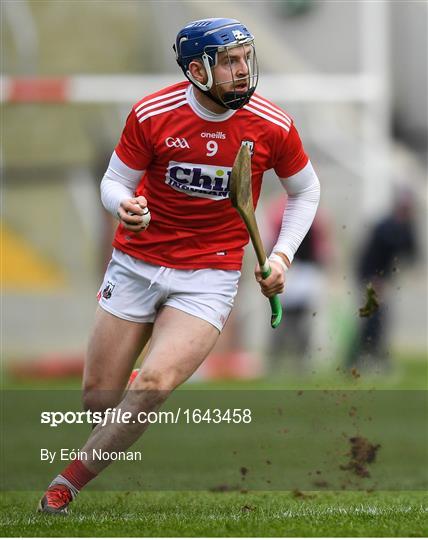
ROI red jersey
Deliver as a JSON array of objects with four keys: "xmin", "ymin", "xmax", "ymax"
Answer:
[{"xmin": 113, "ymin": 81, "xmax": 308, "ymax": 270}]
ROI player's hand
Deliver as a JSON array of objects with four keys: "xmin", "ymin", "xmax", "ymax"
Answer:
[
  {"xmin": 117, "ymin": 196, "xmax": 151, "ymax": 232},
  {"xmin": 254, "ymin": 260, "xmax": 285, "ymax": 298}
]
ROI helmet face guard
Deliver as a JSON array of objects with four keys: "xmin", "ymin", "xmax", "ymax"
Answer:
[
  {"xmin": 207, "ymin": 42, "xmax": 258, "ymax": 110},
  {"xmin": 174, "ymin": 18, "xmax": 259, "ymax": 110}
]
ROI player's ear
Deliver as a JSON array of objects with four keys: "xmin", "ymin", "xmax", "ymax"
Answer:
[{"xmin": 188, "ymin": 60, "xmax": 208, "ymax": 85}]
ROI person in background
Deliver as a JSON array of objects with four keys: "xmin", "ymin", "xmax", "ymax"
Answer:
[{"xmin": 346, "ymin": 187, "xmax": 418, "ymax": 371}]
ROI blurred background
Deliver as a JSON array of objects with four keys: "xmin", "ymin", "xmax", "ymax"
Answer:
[{"xmin": 2, "ymin": 0, "xmax": 427, "ymax": 385}]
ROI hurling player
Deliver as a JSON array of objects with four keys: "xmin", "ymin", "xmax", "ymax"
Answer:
[{"xmin": 39, "ymin": 17, "xmax": 320, "ymax": 513}]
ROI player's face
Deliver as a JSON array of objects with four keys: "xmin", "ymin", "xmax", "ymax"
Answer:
[{"xmin": 212, "ymin": 44, "xmax": 253, "ymax": 97}]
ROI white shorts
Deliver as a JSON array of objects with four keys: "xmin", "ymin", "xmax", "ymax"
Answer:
[{"xmin": 97, "ymin": 249, "xmax": 240, "ymax": 332}]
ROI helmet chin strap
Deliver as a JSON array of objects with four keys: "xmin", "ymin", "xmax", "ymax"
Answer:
[
  {"xmin": 202, "ymin": 88, "xmax": 230, "ymax": 109},
  {"xmin": 188, "ymin": 81, "xmax": 251, "ymax": 111},
  {"xmin": 200, "ymin": 87, "xmax": 255, "ymax": 110},
  {"xmin": 220, "ymin": 87, "xmax": 255, "ymax": 109},
  {"xmin": 185, "ymin": 53, "xmax": 214, "ymax": 92},
  {"xmin": 186, "ymin": 50, "xmax": 255, "ymax": 110}
]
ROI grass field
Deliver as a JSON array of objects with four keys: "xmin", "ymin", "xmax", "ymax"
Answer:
[
  {"xmin": 1, "ymin": 356, "xmax": 427, "ymax": 537},
  {"xmin": 1, "ymin": 491, "xmax": 427, "ymax": 537}
]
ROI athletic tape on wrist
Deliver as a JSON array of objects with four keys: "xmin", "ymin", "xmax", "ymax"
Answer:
[{"xmin": 268, "ymin": 253, "xmax": 289, "ymax": 274}]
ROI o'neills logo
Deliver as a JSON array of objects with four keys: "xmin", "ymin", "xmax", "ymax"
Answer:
[
  {"xmin": 165, "ymin": 161, "xmax": 231, "ymax": 200},
  {"xmin": 201, "ymin": 131, "xmax": 226, "ymax": 139}
]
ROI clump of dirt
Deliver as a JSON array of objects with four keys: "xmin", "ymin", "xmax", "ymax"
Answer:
[
  {"xmin": 351, "ymin": 367, "xmax": 361, "ymax": 379},
  {"xmin": 341, "ymin": 436, "xmax": 381, "ymax": 477},
  {"xmin": 359, "ymin": 283, "xmax": 379, "ymax": 317},
  {"xmin": 209, "ymin": 484, "xmax": 240, "ymax": 492},
  {"xmin": 312, "ymin": 480, "xmax": 329, "ymax": 488},
  {"xmin": 292, "ymin": 489, "xmax": 315, "ymax": 499},
  {"xmin": 241, "ymin": 504, "xmax": 256, "ymax": 512},
  {"xmin": 240, "ymin": 466, "xmax": 249, "ymax": 481},
  {"xmin": 349, "ymin": 406, "xmax": 357, "ymax": 417}
]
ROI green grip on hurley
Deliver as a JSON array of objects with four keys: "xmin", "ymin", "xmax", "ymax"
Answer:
[{"xmin": 261, "ymin": 266, "xmax": 283, "ymax": 329}]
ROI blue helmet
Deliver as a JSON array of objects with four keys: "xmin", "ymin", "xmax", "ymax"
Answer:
[{"xmin": 173, "ymin": 18, "xmax": 258, "ymax": 110}]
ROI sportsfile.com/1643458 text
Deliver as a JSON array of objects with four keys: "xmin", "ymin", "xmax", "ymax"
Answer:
[{"xmin": 40, "ymin": 408, "xmax": 253, "ymax": 428}]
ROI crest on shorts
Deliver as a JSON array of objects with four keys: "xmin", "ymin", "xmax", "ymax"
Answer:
[
  {"xmin": 241, "ymin": 140, "xmax": 255, "ymax": 156},
  {"xmin": 102, "ymin": 281, "xmax": 116, "ymax": 299}
]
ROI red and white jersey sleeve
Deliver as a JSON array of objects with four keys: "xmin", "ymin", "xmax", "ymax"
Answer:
[
  {"xmin": 115, "ymin": 109, "xmax": 153, "ymax": 171},
  {"xmin": 111, "ymin": 82, "xmax": 309, "ymax": 271}
]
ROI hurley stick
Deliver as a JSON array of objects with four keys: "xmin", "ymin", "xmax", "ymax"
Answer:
[{"xmin": 230, "ymin": 144, "xmax": 283, "ymax": 328}]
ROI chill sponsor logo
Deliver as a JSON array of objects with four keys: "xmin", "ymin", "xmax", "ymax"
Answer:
[
  {"xmin": 165, "ymin": 161, "xmax": 231, "ymax": 200},
  {"xmin": 200, "ymin": 131, "xmax": 226, "ymax": 139},
  {"xmin": 165, "ymin": 137, "xmax": 190, "ymax": 149}
]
